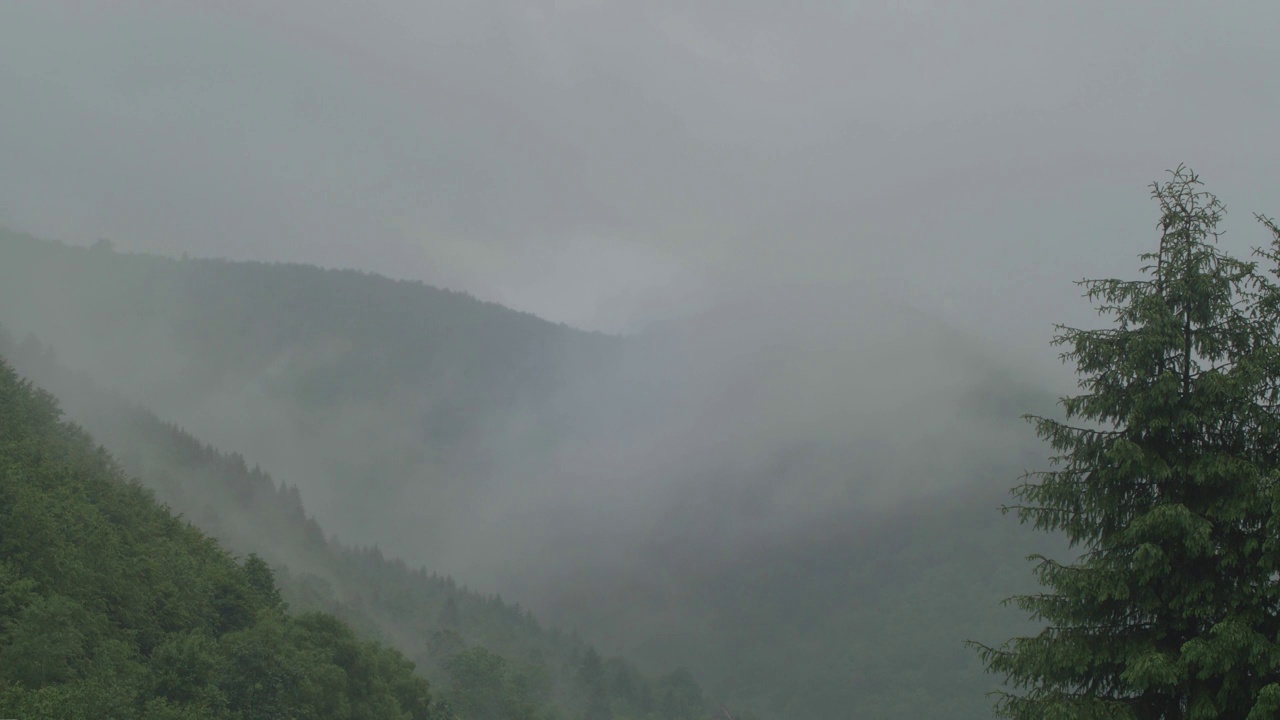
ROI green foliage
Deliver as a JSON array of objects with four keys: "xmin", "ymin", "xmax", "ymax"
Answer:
[
  {"xmin": 973, "ymin": 166, "xmax": 1280, "ymax": 718},
  {"xmin": 0, "ymin": 357, "xmax": 436, "ymax": 719},
  {"xmin": 443, "ymin": 647, "xmax": 544, "ymax": 720}
]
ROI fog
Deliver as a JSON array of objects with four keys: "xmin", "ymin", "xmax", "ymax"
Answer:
[
  {"xmin": 3, "ymin": 2, "xmax": 1277, "ymax": 349},
  {"xmin": 1, "ymin": 3, "xmax": 1278, "ymax": 716}
]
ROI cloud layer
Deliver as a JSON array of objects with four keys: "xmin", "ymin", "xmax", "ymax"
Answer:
[{"xmin": 1, "ymin": 1, "xmax": 1277, "ymax": 349}]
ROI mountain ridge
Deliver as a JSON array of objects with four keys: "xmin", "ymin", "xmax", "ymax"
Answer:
[{"xmin": 0, "ymin": 225, "xmax": 1058, "ymax": 718}]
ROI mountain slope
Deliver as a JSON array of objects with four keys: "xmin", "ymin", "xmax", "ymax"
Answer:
[
  {"xmin": 0, "ymin": 328, "xmax": 720, "ymax": 720},
  {"xmin": 0, "ymin": 354, "xmax": 438, "ymax": 719},
  {"xmin": 0, "ymin": 227, "xmax": 619, "ymax": 554}
]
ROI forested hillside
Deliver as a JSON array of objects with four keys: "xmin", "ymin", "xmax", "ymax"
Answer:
[
  {"xmin": 545, "ymin": 479, "xmax": 1058, "ymax": 719},
  {"xmin": 0, "ymin": 228, "xmax": 619, "ymax": 552},
  {"xmin": 3, "ymin": 0, "xmax": 1274, "ymax": 712},
  {"xmin": 0, "ymin": 354, "xmax": 439, "ymax": 719},
  {"xmin": 0, "ymin": 327, "xmax": 719, "ymax": 720},
  {"xmin": 0, "ymin": 228, "xmax": 1056, "ymax": 718}
]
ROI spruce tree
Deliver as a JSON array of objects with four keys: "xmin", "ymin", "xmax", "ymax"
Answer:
[{"xmin": 972, "ymin": 166, "xmax": 1280, "ymax": 719}]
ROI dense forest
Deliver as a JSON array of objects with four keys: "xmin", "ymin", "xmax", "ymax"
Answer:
[{"xmin": 0, "ymin": 354, "xmax": 439, "ymax": 719}]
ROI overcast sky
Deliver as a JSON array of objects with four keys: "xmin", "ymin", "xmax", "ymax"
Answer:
[{"xmin": 1, "ymin": 1, "xmax": 1277, "ymax": 360}]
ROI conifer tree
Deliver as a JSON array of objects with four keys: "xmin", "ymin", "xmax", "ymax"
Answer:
[{"xmin": 973, "ymin": 166, "xmax": 1280, "ymax": 719}]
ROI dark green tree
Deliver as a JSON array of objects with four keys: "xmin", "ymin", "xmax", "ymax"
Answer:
[
  {"xmin": 242, "ymin": 553, "xmax": 285, "ymax": 613},
  {"xmin": 442, "ymin": 647, "xmax": 539, "ymax": 720},
  {"xmin": 972, "ymin": 166, "xmax": 1280, "ymax": 718}
]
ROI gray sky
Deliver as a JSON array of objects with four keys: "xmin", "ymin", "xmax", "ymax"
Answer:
[{"xmin": 1, "ymin": 0, "xmax": 1277, "ymax": 360}]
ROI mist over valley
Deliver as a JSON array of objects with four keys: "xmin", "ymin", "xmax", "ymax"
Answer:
[{"xmin": 1, "ymin": 3, "xmax": 1277, "ymax": 718}]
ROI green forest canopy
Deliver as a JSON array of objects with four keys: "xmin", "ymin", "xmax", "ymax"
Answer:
[{"xmin": 0, "ymin": 355, "xmax": 437, "ymax": 719}]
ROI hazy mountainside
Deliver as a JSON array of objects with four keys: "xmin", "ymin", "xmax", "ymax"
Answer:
[
  {"xmin": 0, "ymin": 354, "xmax": 439, "ymax": 719},
  {"xmin": 0, "ymin": 328, "xmax": 719, "ymax": 720},
  {"xmin": 481, "ymin": 292, "xmax": 1061, "ymax": 718},
  {"xmin": 511, "ymin": 332, "xmax": 1057, "ymax": 718},
  {"xmin": 0, "ymin": 228, "xmax": 619, "ymax": 552},
  {"xmin": 0, "ymin": 228, "xmax": 1062, "ymax": 718},
  {"xmin": 533, "ymin": 477, "xmax": 1056, "ymax": 719}
]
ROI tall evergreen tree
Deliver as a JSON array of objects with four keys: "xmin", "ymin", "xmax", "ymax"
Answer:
[{"xmin": 972, "ymin": 166, "xmax": 1280, "ymax": 719}]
